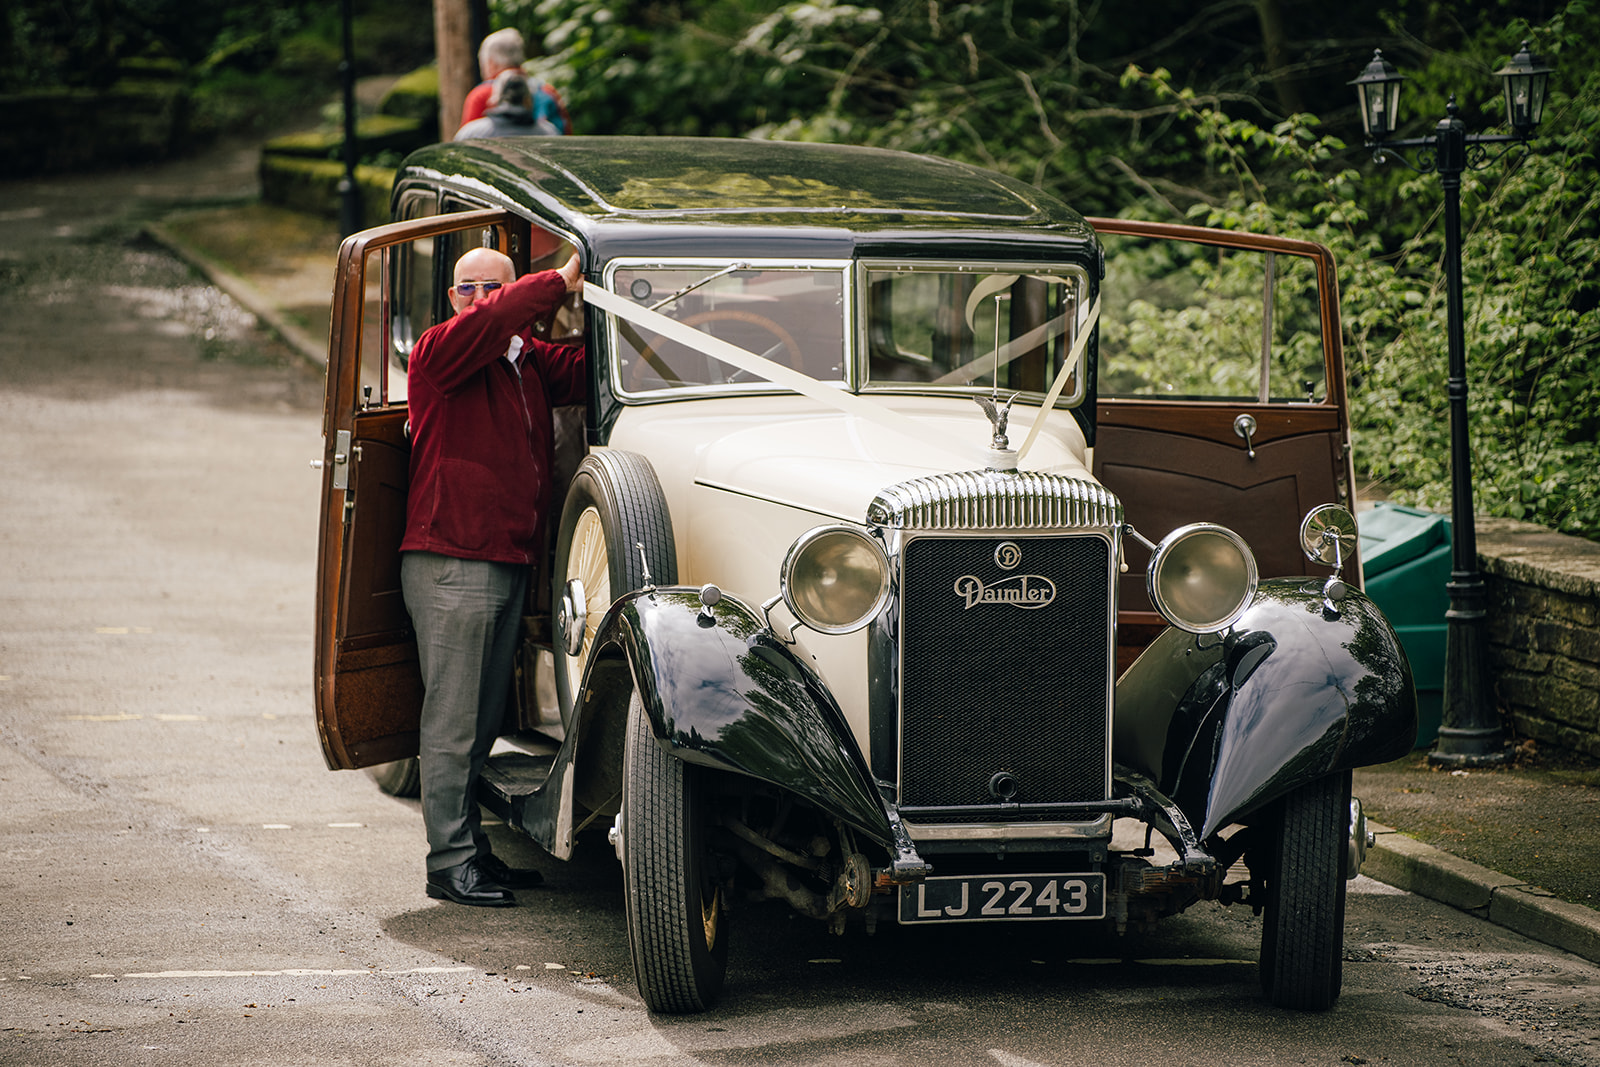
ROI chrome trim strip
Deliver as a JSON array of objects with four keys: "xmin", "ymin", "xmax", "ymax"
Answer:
[
  {"xmin": 868, "ymin": 470, "xmax": 1123, "ymax": 531},
  {"xmin": 906, "ymin": 814, "xmax": 1115, "ymax": 841}
]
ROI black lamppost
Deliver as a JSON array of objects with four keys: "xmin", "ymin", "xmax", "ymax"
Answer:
[
  {"xmin": 337, "ymin": 0, "xmax": 363, "ymax": 238},
  {"xmin": 1349, "ymin": 42, "xmax": 1554, "ymax": 767}
]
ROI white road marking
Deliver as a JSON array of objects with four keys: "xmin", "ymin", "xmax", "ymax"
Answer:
[
  {"xmin": 990, "ymin": 1050, "xmax": 1053, "ymax": 1067},
  {"xmin": 117, "ymin": 967, "xmax": 475, "ymax": 979}
]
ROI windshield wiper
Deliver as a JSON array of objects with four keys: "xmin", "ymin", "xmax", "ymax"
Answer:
[{"xmin": 647, "ymin": 262, "xmax": 749, "ymax": 311}]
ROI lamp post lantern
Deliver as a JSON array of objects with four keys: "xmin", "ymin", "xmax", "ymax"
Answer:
[{"xmin": 1349, "ymin": 41, "xmax": 1554, "ymax": 767}]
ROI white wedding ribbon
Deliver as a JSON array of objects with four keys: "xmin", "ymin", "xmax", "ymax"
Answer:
[
  {"xmin": 583, "ymin": 283, "xmax": 1100, "ymax": 471},
  {"xmin": 1015, "ymin": 296, "xmax": 1100, "ymax": 464}
]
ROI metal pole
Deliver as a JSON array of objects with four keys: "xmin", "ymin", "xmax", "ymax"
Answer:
[
  {"xmin": 1429, "ymin": 102, "xmax": 1508, "ymax": 766},
  {"xmin": 337, "ymin": 0, "xmax": 363, "ymax": 238}
]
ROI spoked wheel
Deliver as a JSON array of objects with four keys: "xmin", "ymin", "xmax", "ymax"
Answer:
[
  {"xmin": 1258, "ymin": 771, "xmax": 1351, "ymax": 1010},
  {"xmin": 621, "ymin": 693, "xmax": 729, "ymax": 1013},
  {"xmin": 366, "ymin": 758, "xmax": 420, "ymax": 798},
  {"xmin": 551, "ymin": 451, "xmax": 676, "ymax": 727}
]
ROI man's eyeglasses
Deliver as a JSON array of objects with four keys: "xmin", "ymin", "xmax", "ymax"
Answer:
[{"xmin": 454, "ymin": 280, "xmax": 504, "ymax": 296}]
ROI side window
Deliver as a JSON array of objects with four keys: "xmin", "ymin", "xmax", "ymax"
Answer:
[
  {"xmin": 366, "ymin": 188, "xmax": 441, "ymax": 406},
  {"xmin": 1097, "ymin": 234, "xmax": 1327, "ymax": 403}
]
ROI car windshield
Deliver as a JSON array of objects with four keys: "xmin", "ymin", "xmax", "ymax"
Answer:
[
  {"xmin": 611, "ymin": 263, "xmax": 847, "ymax": 393},
  {"xmin": 607, "ymin": 260, "xmax": 1090, "ymax": 401},
  {"xmin": 863, "ymin": 266, "xmax": 1088, "ymax": 401}
]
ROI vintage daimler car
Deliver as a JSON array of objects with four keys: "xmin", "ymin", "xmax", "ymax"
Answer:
[{"xmin": 313, "ymin": 137, "xmax": 1416, "ymax": 1015}]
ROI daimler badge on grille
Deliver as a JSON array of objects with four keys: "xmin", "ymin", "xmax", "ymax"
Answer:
[
  {"xmin": 994, "ymin": 541, "xmax": 1022, "ymax": 570},
  {"xmin": 953, "ymin": 573, "xmax": 1056, "ymax": 610}
]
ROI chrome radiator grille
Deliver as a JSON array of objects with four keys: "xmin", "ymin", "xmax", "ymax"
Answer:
[
  {"xmin": 897, "ymin": 533, "xmax": 1114, "ymax": 823},
  {"xmin": 869, "ymin": 471, "xmax": 1122, "ymax": 531}
]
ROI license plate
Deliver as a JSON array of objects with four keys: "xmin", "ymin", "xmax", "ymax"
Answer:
[{"xmin": 898, "ymin": 873, "xmax": 1106, "ymax": 924}]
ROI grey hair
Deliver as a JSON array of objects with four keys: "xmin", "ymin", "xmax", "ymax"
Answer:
[{"xmin": 478, "ymin": 27, "xmax": 525, "ymax": 72}]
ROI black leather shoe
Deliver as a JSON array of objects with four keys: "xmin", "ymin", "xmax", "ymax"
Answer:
[
  {"xmin": 478, "ymin": 852, "xmax": 544, "ymax": 889},
  {"xmin": 426, "ymin": 858, "xmax": 516, "ymax": 907}
]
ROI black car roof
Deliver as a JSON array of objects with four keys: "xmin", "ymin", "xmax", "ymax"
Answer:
[{"xmin": 396, "ymin": 136, "xmax": 1098, "ymax": 263}]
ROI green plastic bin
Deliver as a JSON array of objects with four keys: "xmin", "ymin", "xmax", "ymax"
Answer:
[{"xmin": 1358, "ymin": 502, "xmax": 1451, "ymax": 747}]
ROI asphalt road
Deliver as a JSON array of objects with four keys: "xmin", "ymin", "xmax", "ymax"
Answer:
[{"xmin": 3, "ymin": 149, "xmax": 1600, "ymax": 1067}]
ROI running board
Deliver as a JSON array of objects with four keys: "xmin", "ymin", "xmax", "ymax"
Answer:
[{"xmin": 477, "ymin": 751, "xmax": 556, "ymax": 823}]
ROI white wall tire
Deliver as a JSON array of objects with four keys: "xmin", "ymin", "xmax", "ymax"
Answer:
[{"xmin": 551, "ymin": 451, "xmax": 676, "ymax": 726}]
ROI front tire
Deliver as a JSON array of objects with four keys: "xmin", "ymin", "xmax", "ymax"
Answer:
[
  {"xmin": 621, "ymin": 694, "xmax": 729, "ymax": 1013},
  {"xmin": 1259, "ymin": 771, "xmax": 1350, "ymax": 1010},
  {"xmin": 551, "ymin": 451, "xmax": 676, "ymax": 727}
]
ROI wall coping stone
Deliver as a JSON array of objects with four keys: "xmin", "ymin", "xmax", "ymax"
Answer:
[{"xmin": 1476, "ymin": 516, "xmax": 1600, "ymax": 600}]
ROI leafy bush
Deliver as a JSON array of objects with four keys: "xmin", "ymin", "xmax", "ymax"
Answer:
[{"xmin": 1117, "ymin": 14, "xmax": 1600, "ymax": 539}]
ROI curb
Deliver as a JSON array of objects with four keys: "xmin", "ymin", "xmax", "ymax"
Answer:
[
  {"xmin": 143, "ymin": 220, "xmax": 328, "ymax": 369},
  {"xmin": 1365, "ymin": 822, "xmax": 1600, "ymax": 965}
]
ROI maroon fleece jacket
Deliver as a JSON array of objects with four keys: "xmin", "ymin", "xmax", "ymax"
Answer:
[{"xmin": 400, "ymin": 269, "xmax": 585, "ymax": 564}]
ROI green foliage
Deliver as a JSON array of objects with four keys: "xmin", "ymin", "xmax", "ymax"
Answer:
[
  {"xmin": 3, "ymin": 0, "xmax": 434, "ymax": 134},
  {"xmin": 1117, "ymin": 13, "xmax": 1600, "ymax": 539}
]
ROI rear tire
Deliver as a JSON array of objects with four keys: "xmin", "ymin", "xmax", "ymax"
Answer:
[
  {"xmin": 621, "ymin": 694, "xmax": 729, "ymax": 1013},
  {"xmin": 1259, "ymin": 771, "xmax": 1350, "ymax": 1010},
  {"xmin": 551, "ymin": 452, "xmax": 676, "ymax": 727},
  {"xmin": 366, "ymin": 758, "xmax": 421, "ymax": 798}
]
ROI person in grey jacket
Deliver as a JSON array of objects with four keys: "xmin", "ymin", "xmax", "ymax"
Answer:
[{"xmin": 454, "ymin": 71, "xmax": 560, "ymax": 140}]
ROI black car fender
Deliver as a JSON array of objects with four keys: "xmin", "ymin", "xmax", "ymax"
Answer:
[
  {"xmin": 1113, "ymin": 578, "xmax": 1417, "ymax": 840},
  {"xmin": 572, "ymin": 587, "xmax": 897, "ymax": 849}
]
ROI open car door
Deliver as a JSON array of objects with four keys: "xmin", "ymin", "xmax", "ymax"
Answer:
[
  {"xmin": 313, "ymin": 208, "xmax": 515, "ymax": 770},
  {"xmin": 1087, "ymin": 219, "xmax": 1357, "ymax": 666}
]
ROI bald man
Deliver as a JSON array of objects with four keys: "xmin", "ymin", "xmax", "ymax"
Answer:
[{"xmin": 400, "ymin": 247, "xmax": 584, "ymax": 907}]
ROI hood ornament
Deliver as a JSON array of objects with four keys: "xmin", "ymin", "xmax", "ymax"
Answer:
[{"xmin": 975, "ymin": 393, "xmax": 1019, "ymax": 471}]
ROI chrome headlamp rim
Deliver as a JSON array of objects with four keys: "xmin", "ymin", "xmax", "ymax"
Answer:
[
  {"xmin": 779, "ymin": 523, "xmax": 891, "ymax": 636},
  {"xmin": 1147, "ymin": 522, "xmax": 1259, "ymax": 635}
]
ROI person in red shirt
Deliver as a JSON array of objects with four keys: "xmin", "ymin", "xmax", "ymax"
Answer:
[
  {"xmin": 400, "ymin": 246, "xmax": 584, "ymax": 907},
  {"xmin": 460, "ymin": 28, "xmax": 571, "ymax": 134}
]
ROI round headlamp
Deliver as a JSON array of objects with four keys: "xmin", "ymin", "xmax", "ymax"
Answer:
[
  {"xmin": 780, "ymin": 525, "xmax": 890, "ymax": 635},
  {"xmin": 1147, "ymin": 523, "xmax": 1258, "ymax": 634}
]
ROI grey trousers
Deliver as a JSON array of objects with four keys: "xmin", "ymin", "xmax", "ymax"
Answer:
[{"xmin": 400, "ymin": 551, "xmax": 528, "ymax": 873}]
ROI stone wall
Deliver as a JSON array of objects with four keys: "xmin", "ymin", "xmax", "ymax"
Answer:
[{"xmin": 1478, "ymin": 517, "xmax": 1600, "ymax": 759}]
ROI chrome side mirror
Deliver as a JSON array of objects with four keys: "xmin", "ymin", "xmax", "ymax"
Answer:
[{"xmin": 1299, "ymin": 504, "xmax": 1358, "ymax": 608}]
